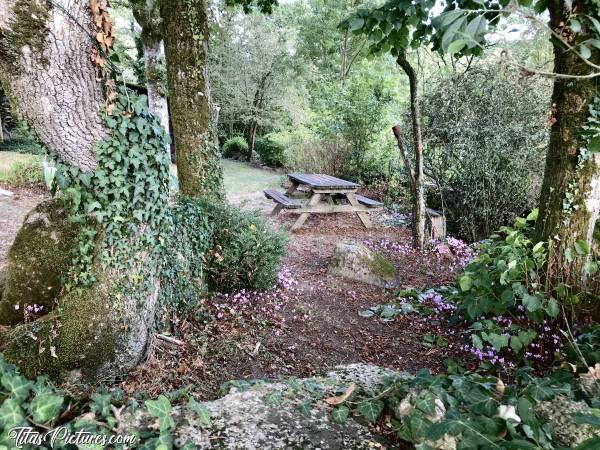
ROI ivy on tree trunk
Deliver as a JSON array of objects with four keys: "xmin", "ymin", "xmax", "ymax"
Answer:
[{"xmin": 535, "ymin": 0, "xmax": 600, "ymax": 302}]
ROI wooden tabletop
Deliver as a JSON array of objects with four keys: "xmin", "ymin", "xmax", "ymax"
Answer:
[{"xmin": 288, "ymin": 173, "xmax": 359, "ymax": 190}]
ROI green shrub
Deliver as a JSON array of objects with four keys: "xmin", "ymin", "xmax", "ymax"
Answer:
[
  {"xmin": 159, "ymin": 197, "xmax": 213, "ymax": 316},
  {"xmin": 255, "ymin": 135, "xmax": 286, "ymax": 167},
  {"xmin": 2, "ymin": 157, "xmax": 44, "ymax": 185},
  {"xmin": 420, "ymin": 66, "xmax": 550, "ymax": 241},
  {"xmin": 222, "ymin": 136, "xmax": 249, "ymax": 160},
  {"xmin": 160, "ymin": 198, "xmax": 288, "ymax": 312},
  {"xmin": 201, "ymin": 200, "xmax": 287, "ymax": 292}
]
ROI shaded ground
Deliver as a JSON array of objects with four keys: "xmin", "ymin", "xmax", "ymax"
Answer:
[
  {"xmin": 125, "ymin": 212, "xmax": 464, "ymax": 400},
  {"xmin": 0, "ymin": 157, "xmax": 461, "ymax": 406}
]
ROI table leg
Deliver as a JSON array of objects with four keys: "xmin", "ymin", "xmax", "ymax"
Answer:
[
  {"xmin": 292, "ymin": 193, "xmax": 321, "ymax": 230},
  {"xmin": 346, "ymin": 192, "xmax": 373, "ymax": 229}
]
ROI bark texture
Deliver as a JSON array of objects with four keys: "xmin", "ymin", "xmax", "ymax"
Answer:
[
  {"xmin": 0, "ymin": 0, "xmax": 106, "ymax": 171},
  {"xmin": 397, "ymin": 51, "xmax": 426, "ymax": 251},
  {"xmin": 0, "ymin": 0, "xmax": 163, "ymax": 386},
  {"xmin": 535, "ymin": 0, "xmax": 600, "ymax": 298},
  {"xmin": 131, "ymin": 0, "xmax": 171, "ymax": 140},
  {"xmin": 160, "ymin": 0, "xmax": 224, "ymax": 198}
]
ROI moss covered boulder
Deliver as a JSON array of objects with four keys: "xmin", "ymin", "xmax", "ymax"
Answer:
[
  {"xmin": 329, "ymin": 240, "xmax": 398, "ymax": 289},
  {"xmin": 0, "ymin": 199, "xmax": 79, "ymax": 325},
  {"xmin": 2, "ymin": 283, "xmax": 116, "ymax": 384}
]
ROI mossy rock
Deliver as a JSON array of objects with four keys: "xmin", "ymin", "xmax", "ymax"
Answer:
[
  {"xmin": 1, "ymin": 284, "xmax": 116, "ymax": 383},
  {"xmin": 329, "ymin": 240, "xmax": 398, "ymax": 289},
  {"xmin": 0, "ymin": 199, "xmax": 80, "ymax": 325}
]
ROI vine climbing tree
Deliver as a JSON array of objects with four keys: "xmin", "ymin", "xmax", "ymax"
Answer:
[{"xmin": 0, "ymin": 0, "xmax": 171, "ymax": 385}]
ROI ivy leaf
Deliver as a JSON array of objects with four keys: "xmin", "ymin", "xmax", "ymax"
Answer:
[
  {"xmin": 188, "ymin": 399, "xmax": 211, "ymax": 427},
  {"xmin": 145, "ymin": 395, "xmax": 175, "ymax": 431},
  {"xmin": 526, "ymin": 208, "xmax": 539, "ymax": 221},
  {"xmin": 522, "ymin": 294, "xmax": 542, "ymax": 312},
  {"xmin": 459, "ymin": 275, "xmax": 473, "ymax": 292},
  {"xmin": 349, "ymin": 17, "xmax": 365, "ymax": 31},
  {"xmin": 1, "ymin": 374, "xmax": 32, "ymax": 403},
  {"xmin": 589, "ymin": 135, "xmax": 600, "ymax": 153},
  {"xmin": 29, "ymin": 394, "xmax": 64, "ymax": 423},
  {"xmin": 0, "ymin": 398, "xmax": 25, "ymax": 428},
  {"xmin": 575, "ymin": 240, "xmax": 590, "ymax": 255},
  {"xmin": 545, "ymin": 298, "xmax": 560, "ymax": 318},
  {"xmin": 570, "ymin": 18, "xmax": 582, "ymax": 33},
  {"xmin": 357, "ymin": 399, "xmax": 384, "ymax": 422},
  {"xmin": 332, "ymin": 406, "xmax": 349, "ymax": 424}
]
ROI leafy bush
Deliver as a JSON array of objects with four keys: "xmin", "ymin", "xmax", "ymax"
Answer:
[
  {"xmin": 420, "ymin": 66, "xmax": 550, "ymax": 241},
  {"xmin": 160, "ymin": 198, "xmax": 287, "ymax": 307},
  {"xmin": 1, "ymin": 157, "xmax": 44, "ymax": 185},
  {"xmin": 159, "ymin": 197, "xmax": 213, "ymax": 317},
  {"xmin": 450, "ymin": 210, "xmax": 563, "ymax": 364},
  {"xmin": 201, "ymin": 200, "xmax": 287, "ymax": 292},
  {"xmin": 255, "ymin": 135, "xmax": 286, "ymax": 167},
  {"xmin": 222, "ymin": 136, "xmax": 249, "ymax": 160}
]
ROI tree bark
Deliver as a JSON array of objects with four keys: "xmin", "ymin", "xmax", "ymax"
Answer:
[
  {"xmin": 397, "ymin": 50, "xmax": 427, "ymax": 250},
  {"xmin": 160, "ymin": 0, "xmax": 224, "ymax": 199},
  {"xmin": 535, "ymin": 0, "xmax": 600, "ymax": 301},
  {"xmin": 0, "ymin": 0, "xmax": 164, "ymax": 386},
  {"xmin": 0, "ymin": 0, "xmax": 106, "ymax": 171},
  {"xmin": 131, "ymin": 0, "xmax": 171, "ymax": 144}
]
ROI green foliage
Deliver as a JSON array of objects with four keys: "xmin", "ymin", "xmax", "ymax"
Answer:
[
  {"xmin": 326, "ymin": 363, "xmax": 600, "ymax": 449},
  {"xmin": 0, "ymin": 121, "xmax": 47, "ymax": 155},
  {"xmin": 455, "ymin": 212, "xmax": 549, "ymax": 322},
  {"xmin": 419, "ymin": 66, "xmax": 549, "ymax": 241},
  {"xmin": 310, "ymin": 68, "xmax": 395, "ymax": 182},
  {"xmin": 222, "ymin": 136, "xmax": 249, "ymax": 160},
  {"xmin": 159, "ymin": 197, "xmax": 287, "ymax": 314},
  {"xmin": 55, "ymin": 84, "xmax": 172, "ymax": 304},
  {"xmin": 200, "ymin": 200, "xmax": 288, "ymax": 292},
  {"xmin": 159, "ymin": 196, "xmax": 212, "ymax": 317},
  {"xmin": 255, "ymin": 135, "xmax": 286, "ymax": 167}
]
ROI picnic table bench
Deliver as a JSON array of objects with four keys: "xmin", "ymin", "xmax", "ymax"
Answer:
[{"xmin": 264, "ymin": 173, "xmax": 382, "ymax": 230}]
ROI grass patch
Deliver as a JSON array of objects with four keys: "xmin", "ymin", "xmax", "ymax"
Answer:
[
  {"xmin": 222, "ymin": 159, "xmax": 283, "ymax": 194},
  {"xmin": 0, "ymin": 151, "xmax": 43, "ymax": 185}
]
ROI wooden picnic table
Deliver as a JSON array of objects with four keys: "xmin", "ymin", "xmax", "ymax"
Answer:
[{"xmin": 264, "ymin": 173, "xmax": 382, "ymax": 230}]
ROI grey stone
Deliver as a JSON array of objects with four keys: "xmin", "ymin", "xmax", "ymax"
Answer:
[
  {"xmin": 117, "ymin": 364, "xmax": 409, "ymax": 449},
  {"xmin": 329, "ymin": 240, "xmax": 398, "ymax": 288},
  {"xmin": 0, "ymin": 187, "xmax": 13, "ymax": 197},
  {"xmin": 535, "ymin": 395, "xmax": 600, "ymax": 447}
]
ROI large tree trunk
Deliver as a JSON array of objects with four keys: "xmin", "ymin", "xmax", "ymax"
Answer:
[
  {"xmin": 535, "ymin": 0, "xmax": 600, "ymax": 304},
  {"xmin": 0, "ymin": 0, "xmax": 165, "ymax": 386},
  {"xmin": 397, "ymin": 50, "xmax": 426, "ymax": 251},
  {"xmin": 131, "ymin": 0, "xmax": 171, "ymax": 145},
  {"xmin": 0, "ymin": 0, "xmax": 106, "ymax": 170},
  {"xmin": 160, "ymin": 0, "xmax": 224, "ymax": 199}
]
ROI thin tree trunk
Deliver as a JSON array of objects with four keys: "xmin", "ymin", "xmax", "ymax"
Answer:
[
  {"xmin": 397, "ymin": 50, "xmax": 426, "ymax": 250},
  {"xmin": 392, "ymin": 124, "xmax": 416, "ymax": 190},
  {"xmin": 245, "ymin": 120, "xmax": 258, "ymax": 161},
  {"xmin": 132, "ymin": 0, "xmax": 171, "ymax": 144},
  {"xmin": 160, "ymin": 0, "xmax": 224, "ymax": 199},
  {"xmin": 535, "ymin": 0, "xmax": 600, "ymax": 302}
]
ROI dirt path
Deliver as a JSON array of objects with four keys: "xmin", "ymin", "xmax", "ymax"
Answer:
[{"xmin": 0, "ymin": 175, "xmax": 462, "ymax": 403}]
